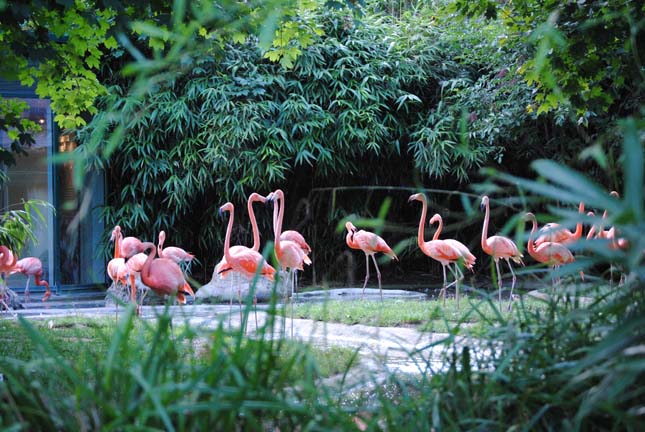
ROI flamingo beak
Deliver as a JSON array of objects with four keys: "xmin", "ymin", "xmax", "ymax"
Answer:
[{"xmin": 479, "ymin": 201, "xmax": 485, "ymax": 211}]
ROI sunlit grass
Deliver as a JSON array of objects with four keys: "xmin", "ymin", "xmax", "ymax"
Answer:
[{"xmin": 290, "ymin": 296, "xmax": 551, "ymax": 336}]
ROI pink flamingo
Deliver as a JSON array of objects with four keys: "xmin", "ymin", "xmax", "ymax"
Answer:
[
  {"xmin": 126, "ymin": 252, "xmax": 147, "ymax": 315},
  {"xmin": 157, "ymin": 230, "xmax": 194, "ymax": 264},
  {"xmin": 267, "ymin": 189, "xmax": 311, "ymax": 301},
  {"xmin": 0, "ymin": 246, "xmax": 17, "ymax": 310},
  {"xmin": 345, "ymin": 221, "xmax": 397, "ymax": 300},
  {"xmin": 480, "ymin": 196, "xmax": 524, "ymax": 305},
  {"xmin": 526, "ymin": 212, "xmax": 575, "ymax": 287},
  {"xmin": 409, "ymin": 193, "xmax": 475, "ymax": 308},
  {"xmin": 114, "ymin": 225, "xmax": 143, "ymax": 259},
  {"xmin": 11, "ymin": 257, "xmax": 50, "ymax": 302},
  {"xmin": 534, "ymin": 202, "xmax": 585, "ymax": 246},
  {"xmin": 219, "ymin": 202, "xmax": 276, "ymax": 328},
  {"xmin": 270, "ymin": 193, "xmax": 312, "ymax": 254},
  {"xmin": 136, "ymin": 241, "xmax": 195, "ymax": 304},
  {"xmin": 215, "ymin": 192, "xmax": 267, "ymax": 276},
  {"xmin": 107, "ymin": 226, "xmax": 129, "ymax": 299}
]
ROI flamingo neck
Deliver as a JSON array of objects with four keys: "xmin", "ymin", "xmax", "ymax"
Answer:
[
  {"xmin": 416, "ymin": 197, "xmax": 427, "ymax": 249},
  {"xmin": 114, "ymin": 232, "xmax": 122, "ymax": 259},
  {"xmin": 274, "ymin": 192, "xmax": 285, "ymax": 253},
  {"xmin": 157, "ymin": 233, "xmax": 165, "ymax": 257},
  {"xmin": 572, "ymin": 202, "xmax": 584, "ymax": 240},
  {"xmin": 248, "ymin": 197, "xmax": 260, "ymax": 252},
  {"xmin": 140, "ymin": 242, "xmax": 156, "ymax": 281},
  {"xmin": 223, "ymin": 207, "xmax": 235, "ymax": 262},
  {"xmin": 481, "ymin": 201, "xmax": 492, "ymax": 254},
  {"xmin": 432, "ymin": 216, "xmax": 442, "ymax": 241},
  {"xmin": 527, "ymin": 217, "xmax": 538, "ymax": 257}
]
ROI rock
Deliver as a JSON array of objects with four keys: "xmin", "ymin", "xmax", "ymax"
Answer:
[
  {"xmin": 196, "ymin": 268, "xmax": 289, "ymax": 303},
  {"xmin": 0, "ymin": 287, "xmax": 23, "ymax": 310}
]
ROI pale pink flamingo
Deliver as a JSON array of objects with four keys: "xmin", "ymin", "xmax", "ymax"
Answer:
[
  {"xmin": 480, "ymin": 196, "xmax": 524, "ymax": 305},
  {"xmin": 107, "ymin": 226, "xmax": 129, "ymax": 300},
  {"xmin": 534, "ymin": 202, "xmax": 585, "ymax": 246},
  {"xmin": 219, "ymin": 202, "xmax": 276, "ymax": 328},
  {"xmin": 114, "ymin": 225, "xmax": 143, "ymax": 259},
  {"xmin": 270, "ymin": 195, "xmax": 312, "ymax": 254},
  {"xmin": 126, "ymin": 252, "xmax": 147, "ymax": 315},
  {"xmin": 136, "ymin": 241, "xmax": 195, "ymax": 304},
  {"xmin": 526, "ymin": 212, "xmax": 575, "ymax": 288},
  {"xmin": 157, "ymin": 230, "xmax": 194, "ymax": 264},
  {"xmin": 345, "ymin": 221, "xmax": 397, "ymax": 300},
  {"xmin": 409, "ymin": 193, "xmax": 474, "ymax": 308},
  {"xmin": 0, "ymin": 246, "xmax": 17, "ymax": 310},
  {"xmin": 267, "ymin": 189, "xmax": 311, "ymax": 302},
  {"xmin": 11, "ymin": 257, "xmax": 50, "ymax": 302},
  {"xmin": 267, "ymin": 189, "xmax": 312, "ymax": 336}
]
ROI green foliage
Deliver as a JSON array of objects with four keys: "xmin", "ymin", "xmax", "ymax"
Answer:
[
  {"xmin": 0, "ymin": 199, "xmax": 52, "ymax": 256},
  {"xmin": 0, "ymin": 98, "xmax": 41, "ymax": 167},
  {"xmin": 446, "ymin": 0, "xmax": 645, "ymax": 123}
]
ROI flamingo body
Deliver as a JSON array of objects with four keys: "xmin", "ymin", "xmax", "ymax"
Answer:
[
  {"xmin": 157, "ymin": 230, "xmax": 194, "ymax": 263},
  {"xmin": 12, "ymin": 257, "xmax": 51, "ymax": 302},
  {"xmin": 137, "ymin": 242, "xmax": 194, "ymax": 304},
  {"xmin": 534, "ymin": 202, "xmax": 585, "ymax": 246}
]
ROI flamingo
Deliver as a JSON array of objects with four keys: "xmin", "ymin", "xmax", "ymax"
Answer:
[
  {"xmin": 409, "ymin": 193, "xmax": 474, "ymax": 308},
  {"xmin": 107, "ymin": 227, "xmax": 129, "ymax": 302},
  {"xmin": 480, "ymin": 196, "xmax": 524, "ymax": 305},
  {"xmin": 525, "ymin": 212, "xmax": 575, "ymax": 288},
  {"xmin": 157, "ymin": 230, "xmax": 194, "ymax": 265},
  {"xmin": 267, "ymin": 189, "xmax": 311, "ymax": 302},
  {"xmin": 11, "ymin": 257, "xmax": 50, "ymax": 302},
  {"xmin": 219, "ymin": 202, "xmax": 276, "ymax": 328},
  {"xmin": 136, "ymin": 241, "xmax": 195, "ymax": 304},
  {"xmin": 114, "ymin": 225, "xmax": 143, "ymax": 259},
  {"xmin": 125, "ymin": 252, "xmax": 147, "ymax": 315},
  {"xmin": 595, "ymin": 191, "xmax": 628, "ymax": 285},
  {"xmin": 534, "ymin": 202, "xmax": 585, "ymax": 246},
  {"xmin": 270, "ymin": 194, "xmax": 312, "ymax": 254},
  {"xmin": 0, "ymin": 246, "xmax": 17, "ymax": 310},
  {"xmin": 215, "ymin": 193, "xmax": 269, "ymax": 326},
  {"xmin": 345, "ymin": 221, "xmax": 398, "ymax": 300}
]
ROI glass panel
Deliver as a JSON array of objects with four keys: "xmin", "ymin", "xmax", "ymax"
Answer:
[
  {"xmin": 57, "ymin": 133, "xmax": 105, "ymax": 285},
  {"xmin": 0, "ymin": 98, "xmax": 54, "ymax": 291}
]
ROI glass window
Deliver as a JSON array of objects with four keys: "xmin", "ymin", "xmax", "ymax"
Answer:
[{"xmin": 0, "ymin": 98, "xmax": 54, "ymax": 291}]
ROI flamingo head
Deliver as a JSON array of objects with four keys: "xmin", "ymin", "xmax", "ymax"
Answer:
[
  {"xmin": 266, "ymin": 189, "xmax": 284, "ymax": 204},
  {"xmin": 158, "ymin": 230, "xmax": 166, "ymax": 245},
  {"xmin": 408, "ymin": 193, "xmax": 425, "ymax": 203},
  {"xmin": 218, "ymin": 202, "xmax": 233, "ymax": 218},
  {"xmin": 524, "ymin": 212, "xmax": 536, "ymax": 222},
  {"xmin": 429, "ymin": 213, "xmax": 441, "ymax": 225},
  {"xmin": 249, "ymin": 192, "xmax": 267, "ymax": 204},
  {"xmin": 610, "ymin": 190, "xmax": 620, "ymax": 198},
  {"xmin": 480, "ymin": 196, "xmax": 489, "ymax": 211},
  {"xmin": 110, "ymin": 225, "xmax": 121, "ymax": 241},
  {"xmin": 345, "ymin": 221, "xmax": 357, "ymax": 233}
]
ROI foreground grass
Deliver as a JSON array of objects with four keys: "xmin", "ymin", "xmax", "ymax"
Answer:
[
  {"xmin": 290, "ymin": 295, "xmax": 551, "ymax": 336},
  {"xmin": 0, "ymin": 314, "xmax": 357, "ymax": 379}
]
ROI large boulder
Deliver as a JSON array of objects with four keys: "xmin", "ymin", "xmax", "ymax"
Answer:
[{"xmin": 195, "ymin": 268, "xmax": 289, "ymax": 303}]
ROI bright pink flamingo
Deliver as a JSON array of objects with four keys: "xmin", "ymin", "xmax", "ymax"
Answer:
[
  {"xmin": 219, "ymin": 202, "xmax": 276, "ymax": 328},
  {"xmin": 480, "ymin": 196, "xmax": 524, "ymax": 305},
  {"xmin": 11, "ymin": 257, "xmax": 50, "ymax": 302},
  {"xmin": 345, "ymin": 221, "xmax": 397, "ymax": 300},
  {"xmin": 535, "ymin": 202, "xmax": 585, "ymax": 246},
  {"xmin": 0, "ymin": 246, "xmax": 17, "ymax": 309},
  {"xmin": 157, "ymin": 230, "xmax": 194, "ymax": 264},
  {"xmin": 526, "ymin": 212, "xmax": 575, "ymax": 288},
  {"xmin": 409, "ymin": 193, "xmax": 474, "ymax": 308},
  {"xmin": 136, "ymin": 241, "xmax": 195, "ymax": 304}
]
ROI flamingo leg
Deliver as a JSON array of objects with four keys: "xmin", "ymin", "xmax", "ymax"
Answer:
[
  {"xmin": 495, "ymin": 259, "xmax": 503, "ymax": 306},
  {"xmin": 291, "ymin": 269, "xmax": 295, "ymax": 338},
  {"xmin": 507, "ymin": 259, "xmax": 517, "ymax": 304},
  {"xmin": 370, "ymin": 254, "xmax": 383, "ymax": 301},
  {"xmin": 451, "ymin": 264, "xmax": 464, "ymax": 310},
  {"xmin": 24, "ymin": 276, "xmax": 31, "ymax": 304},
  {"xmin": 441, "ymin": 264, "xmax": 448, "ymax": 306},
  {"xmin": 129, "ymin": 274, "xmax": 139, "ymax": 316},
  {"xmin": 361, "ymin": 254, "xmax": 370, "ymax": 298}
]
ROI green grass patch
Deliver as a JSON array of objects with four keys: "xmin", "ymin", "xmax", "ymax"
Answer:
[{"xmin": 291, "ymin": 296, "xmax": 551, "ymax": 336}]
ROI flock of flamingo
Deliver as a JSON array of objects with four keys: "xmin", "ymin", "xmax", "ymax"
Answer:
[{"xmin": 0, "ymin": 188, "xmax": 627, "ymax": 313}]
